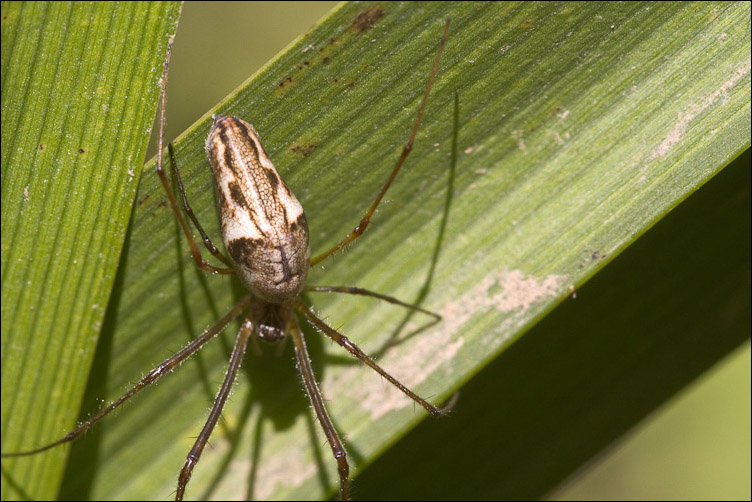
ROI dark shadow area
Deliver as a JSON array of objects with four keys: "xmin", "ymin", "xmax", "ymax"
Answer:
[{"xmin": 354, "ymin": 150, "xmax": 751, "ymax": 499}]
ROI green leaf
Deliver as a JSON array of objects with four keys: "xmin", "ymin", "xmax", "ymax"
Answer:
[
  {"xmin": 4, "ymin": 2, "xmax": 749, "ymax": 500},
  {"xmin": 354, "ymin": 150, "xmax": 752, "ymax": 500},
  {"xmin": 1, "ymin": 1, "xmax": 182, "ymax": 500}
]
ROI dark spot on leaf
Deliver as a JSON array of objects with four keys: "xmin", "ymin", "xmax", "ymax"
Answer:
[
  {"xmin": 290, "ymin": 144, "xmax": 317, "ymax": 157},
  {"xmin": 78, "ymin": 148, "xmax": 85, "ymax": 154},
  {"xmin": 352, "ymin": 5, "xmax": 384, "ymax": 33},
  {"xmin": 322, "ymin": 56, "xmax": 330, "ymax": 64},
  {"xmin": 278, "ymin": 76, "xmax": 293, "ymax": 88},
  {"xmin": 38, "ymin": 143, "xmax": 45, "ymax": 150},
  {"xmin": 580, "ymin": 249, "xmax": 608, "ymax": 269}
]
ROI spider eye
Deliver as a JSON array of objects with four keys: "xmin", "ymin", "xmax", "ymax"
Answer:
[{"xmin": 257, "ymin": 324, "xmax": 286, "ymax": 343}]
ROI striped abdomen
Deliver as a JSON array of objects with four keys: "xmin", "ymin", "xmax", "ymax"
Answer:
[{"xmin": 205, "ymin": 115, "xmax": 309, "ymax": 304}]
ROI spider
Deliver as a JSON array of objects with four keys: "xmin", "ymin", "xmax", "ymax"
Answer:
[{"xmin": 3, "ymin": 17, "xmax": 450, "ymax": 501}]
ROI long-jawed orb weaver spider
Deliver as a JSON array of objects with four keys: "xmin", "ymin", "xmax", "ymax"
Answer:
[{"xmin": 3, "ymin": 17, "xmax": 450, "ymax": 502}]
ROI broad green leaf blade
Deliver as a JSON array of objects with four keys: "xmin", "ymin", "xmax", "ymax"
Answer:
[
  {"xmin": 354, "ymin": 150, "xmax": 751, "ymax": 499},
  {"xmin": 0, "ymin": 2, "xmax": 182, "ymax": 500},
  {"xmin": 15, "ymin": 1, "xmax": 750, "ymax": 500}
]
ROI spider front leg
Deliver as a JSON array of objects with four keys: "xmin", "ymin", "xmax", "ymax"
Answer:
[
  {"xmin": 309, "ymin": 19, "xmax": 449, "ymax": 266},
  {"xmin": 155, "ymin": 37, "xmax": 233, "ymax": 275}
]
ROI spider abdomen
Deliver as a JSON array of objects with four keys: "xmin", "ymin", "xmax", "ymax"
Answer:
[{"xmin": 206, "ymin": 115, "xmax": 310, "ymax": 304}]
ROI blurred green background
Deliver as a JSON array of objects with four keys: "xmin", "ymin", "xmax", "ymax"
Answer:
[{"xmin": 152, "ymin": 2, "xmax": 750, "ymax": 500}]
